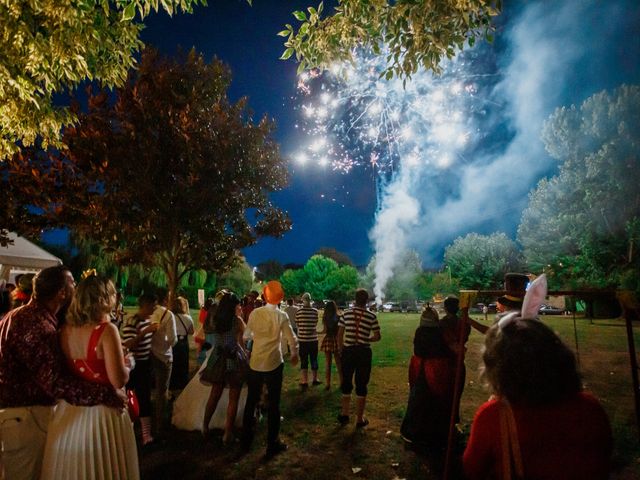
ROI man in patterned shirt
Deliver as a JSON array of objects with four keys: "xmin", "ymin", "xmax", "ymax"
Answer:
[
  {"xmin": 0, "ymin": 266, "xmax": 123, "ymax": 480},
  {"xmin": 337, "ymin": 288, "xmax": 381, "ymax": 428}
]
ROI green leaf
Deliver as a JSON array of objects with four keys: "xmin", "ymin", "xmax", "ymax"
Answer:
[
  {"xmin": 122, "ymin": 2, "xmax": 136, "ymax": 21},
  {"xmin": 277, "ymin": 29, "xmax": 290, "ymax": 37},
  {"xmin": 280, "ymin": 48, "xmax": 295, "ymax": 60},
  {"xmin": 293, "ymin": 10, "xmax": 307, "ymax": 21}
]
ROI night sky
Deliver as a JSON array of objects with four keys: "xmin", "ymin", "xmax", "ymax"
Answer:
[{"xmin": 112, "ymin": 1, "xmax": 640, "ymax": 269}]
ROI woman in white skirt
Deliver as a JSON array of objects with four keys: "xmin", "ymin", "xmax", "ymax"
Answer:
[{"xmin": 41, "ymin": 274, "xmax": 139, "ymax": 480}]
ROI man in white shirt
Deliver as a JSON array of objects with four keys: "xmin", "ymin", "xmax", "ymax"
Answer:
[
  {"xmin": 241, "ymin": 281, "xmax": 298, "ymax": 459},
  {"xmin": 149, "ymin": 288, "xmax": 177, "ymax": 438}
]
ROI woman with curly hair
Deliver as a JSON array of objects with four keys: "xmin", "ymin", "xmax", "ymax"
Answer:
[
  {"xmin": 463, "ymin": 275, "xmax": 612, "ymax": 480},
  {"xmin": 41, "ymin": 274, "xmax": 139, "ymax": 480}
]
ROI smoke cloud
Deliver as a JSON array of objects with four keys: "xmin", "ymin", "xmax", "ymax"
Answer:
[{"xmin": 370, "ymin": 0, "xmax": 639, "ymax": 299}]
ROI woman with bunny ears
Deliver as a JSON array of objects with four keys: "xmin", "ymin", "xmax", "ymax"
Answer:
[{"xmin": 463, "ymin": 275, "xmax": 612, "ymax": 480}]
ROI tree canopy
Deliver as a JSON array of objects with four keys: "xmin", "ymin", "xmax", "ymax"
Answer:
[
  {"xmin": 444, "ymin": 232, "xmax": 525, "ymax": 289},
  {"xmin": 280, "ymin": 254, "xmax": 358, "ymax": 303},
  {"xmin": 58, "ymin": 48, "xmax": 290, "ymax": 304},
  {"xmin": 518, "ymin": 84, "xmax": 640, "ymax": 290},
  {"xmin": 280, "ymin": 0, "xmax": 501, "ymax": 78},
  {"xmin": 0, "ymin": 0, "xmax": 205, "ymax": 160}
]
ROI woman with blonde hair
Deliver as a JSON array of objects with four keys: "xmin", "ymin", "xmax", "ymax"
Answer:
[
  {"xmin": 41, "ymin": 274, "xmax": 139, "ymax": 479},
  {"xmin": 170, "ymin": 295, "xmax": 195, "ymax": 391}
]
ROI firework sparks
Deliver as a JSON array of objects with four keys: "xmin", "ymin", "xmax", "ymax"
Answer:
[{"xmin": 293, "ymin": 48, "xmax": 495, "ymax": 178}]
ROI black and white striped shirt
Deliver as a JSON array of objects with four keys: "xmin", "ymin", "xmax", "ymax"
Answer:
[
  {"xmin": 339, "ymin": 307, "xmax": 380, "ymax": 347},
  {"xmin": 295, "ymin": 307, "xmax": 319, "ymax": 342},
  {"xmin": 121, "ymin": 314, "xmax": 153, "ymax": 360}
]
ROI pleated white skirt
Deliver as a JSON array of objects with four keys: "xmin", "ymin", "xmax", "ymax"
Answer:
[
  {"xmin": 171, "ymin": 348, "xmax": 248, "ymax": 432},
  {"xmin": 41, "ymin": 401, "xmax": 139, "ymax": 480}
]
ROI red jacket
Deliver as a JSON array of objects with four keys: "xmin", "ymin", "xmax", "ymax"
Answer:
[{"xmin": 463, "ymin": 392, "xmax": 612, "ymax": 480}]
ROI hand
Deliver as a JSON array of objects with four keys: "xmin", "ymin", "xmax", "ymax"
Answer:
[
  {"xmin": 115, "ymin": 388, "xmax": 128, "ymax": 410},
  {"xmin": 289, "ymin": 352, "xmax": 299, "ymax": 367},
  {"xmin": 141, "ymin": 323, "xmax": 159, "ymax": 335},
  {"xmin": 125, "ymin": 353, "xmax": 136, "ymax": 371}
]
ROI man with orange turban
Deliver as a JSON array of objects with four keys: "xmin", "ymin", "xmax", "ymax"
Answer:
[{"xmin": 241, "ymin": 281, "xmax": 298, "ymax": 459}]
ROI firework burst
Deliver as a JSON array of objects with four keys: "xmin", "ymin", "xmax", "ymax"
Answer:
[{"xmin": 294, "ymin": 48, "xmax": 497, "ymax": 182}]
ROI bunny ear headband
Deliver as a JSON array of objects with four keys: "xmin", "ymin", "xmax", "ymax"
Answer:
[{"xmin": 497, "ymin": 274, "xmax": 547, "ymax": 330}]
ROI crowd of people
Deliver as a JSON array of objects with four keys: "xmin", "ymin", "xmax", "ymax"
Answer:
[{"xmin": 0, "ymin": 266, "xmax": 613, "ymax": 479}]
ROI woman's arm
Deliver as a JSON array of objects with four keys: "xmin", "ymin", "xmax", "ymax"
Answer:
[{"xmin": 102, "ymin": 322, "xmax": 130, "ymax": 389}]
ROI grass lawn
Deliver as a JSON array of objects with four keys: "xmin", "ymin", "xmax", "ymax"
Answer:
[{"xmin": 140, "ymin": 312, "xmax": 640, "ymax": 479}]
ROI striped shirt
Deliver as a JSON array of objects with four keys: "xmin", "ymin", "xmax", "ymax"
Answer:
[
  {"xmin": 121, "ymin": 314, "xmax": 153, "ymax": 360},
  {"xmin": 295, "ymin": 307, "xmax": 319, "ymax": 342},
  {"xmin": 339, "ymin": 307, "xmax": 380, "ymax": 347}
]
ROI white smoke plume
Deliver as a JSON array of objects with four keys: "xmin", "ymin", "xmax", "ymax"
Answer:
[{"xmin": 370, "ymin": 0, "xmax": 638, "ymax": 298}]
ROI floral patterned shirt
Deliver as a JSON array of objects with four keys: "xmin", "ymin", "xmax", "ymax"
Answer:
[{"xmin": 0, "ymin": 301, "xmax": 120, "ymax": 408}]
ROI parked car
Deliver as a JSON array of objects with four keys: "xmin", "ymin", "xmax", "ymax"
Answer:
[
  {"xmin": 401, "ymin": 301, "xmax": 420, "ymax": 313},
  {"xmin": 539, "ymin": 304, "xmax": 564, "ymax": 315},
  {"xmin": 382, "ymin": 302, "xmax": 402, "ymax": 312}
]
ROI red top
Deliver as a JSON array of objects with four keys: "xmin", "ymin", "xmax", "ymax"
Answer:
[
  {"xmin": 70, "ymin": 323, "xmax": 110, "ymax": 385},
  {"xmin": 463, "ymin": 392, "xmax": 612, "ymax": 480}
]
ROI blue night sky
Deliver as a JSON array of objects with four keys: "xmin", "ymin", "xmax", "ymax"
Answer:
[{"xmin": 131, "ymin": 0, "xmax": 639, "ymax": 269}]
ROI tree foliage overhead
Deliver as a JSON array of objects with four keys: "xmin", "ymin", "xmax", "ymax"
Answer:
[
  {"xmin": 61, "ymin": 48, "xmax": 291, "ymax": 304},
  {"xmin": 444, "ymin": 232, "xmax": 525, "ymax": 289},
  {"xmin": 518, "ymin": 84, "xmax": 640, "ymax": 290},
  {"xmin": 0, "ymin": 146, "xmax": 82, "ymax": 245},
  {"xmin": 280, "ymin": 0, "xmax": 501, "ymax": 78},
  {"xmin": 0, "ymin": 0, "xmax": 205, "ymax": 160}
]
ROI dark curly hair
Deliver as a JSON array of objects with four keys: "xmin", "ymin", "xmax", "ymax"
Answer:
[{"xmin": 482, "ymin": 319, "xmax": 581, "ymax": 406}]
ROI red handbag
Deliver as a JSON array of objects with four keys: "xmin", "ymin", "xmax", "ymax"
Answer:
[{"xmin": 127, "ymin": 389, "xmax": 139, "ymax": 422}]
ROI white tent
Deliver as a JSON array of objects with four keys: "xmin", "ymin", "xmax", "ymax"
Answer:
[{"xmin": 0, "ymin": 232, "xmax": 62, "ymax": 281}]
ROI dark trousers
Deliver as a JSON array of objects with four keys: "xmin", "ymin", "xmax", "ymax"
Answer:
[
  {"xmin": 170, "ymin": 337, "xmax": 190, "ymax": 390},
  {"xmin": 127, "ymin": 358, "xmax": 152, "ymax": 417},
  {"xmin": 299, "ymin": 340, "xmax": 319, "ymax": 370},
  {"xmin": 340, "ymin": 346, "xmax": 372, "ymax": 396},
  {"xmin": 241, "ymin": 363, "xmax": 284, "ymax": 451}
]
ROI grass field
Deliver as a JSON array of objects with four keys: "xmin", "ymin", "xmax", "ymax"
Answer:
[{"xmin": 140, "ymin": 312, "xmax": 640, "ymax": 479}]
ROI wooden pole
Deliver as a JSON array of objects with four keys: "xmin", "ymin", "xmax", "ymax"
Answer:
[
  {"xmin": 617, "ymin": 291, "xmax": 640, "ymax": 441},
  {"xmin": 443, "ymin": 290, "xmax": 475, "ymax": 480}
]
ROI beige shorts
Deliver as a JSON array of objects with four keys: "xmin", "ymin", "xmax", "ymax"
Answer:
[{"xmin": 0, "ymin": 405, "xmax": 53, "ymax": 480}]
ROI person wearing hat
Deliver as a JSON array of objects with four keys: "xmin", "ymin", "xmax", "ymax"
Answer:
[
  {"xmin": 469, "ymin": 273, "xmax": 529, "ymax": 335},
  {"xmin": 295, "ymin": 292, "xmax": 321, "ymax": 388},
  {"xmin": 241, "ymin": 281, "xmax": 298, "ymax": 459}
]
